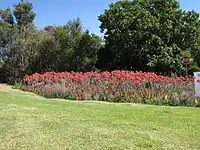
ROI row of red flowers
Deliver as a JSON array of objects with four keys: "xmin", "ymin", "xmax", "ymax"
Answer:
[
  {"xmin": 21, "ymin": 70, "xmax": 200, "ymax": 106},
  {"xmin": 24, "ymin": 70, "xmax": 196, "ymax": 86}
]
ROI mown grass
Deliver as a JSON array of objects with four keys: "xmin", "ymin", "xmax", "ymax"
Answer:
[{"xmin": 0, "ymin": 85, "xmax": 200, "ymax": 150}]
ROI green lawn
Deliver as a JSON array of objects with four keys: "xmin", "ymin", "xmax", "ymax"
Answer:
[{"xmin": 0, "ymin": 85, "xmax": 200, "ymax": 150}]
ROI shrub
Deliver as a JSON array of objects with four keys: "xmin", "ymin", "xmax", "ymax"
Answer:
[
  {"xmin": 190, "ymin": 66, "xmax": 200, "ymax": 72},
  {"xmin": 21, "ymin": 71, "xmax": 198, "ymax": 107}
]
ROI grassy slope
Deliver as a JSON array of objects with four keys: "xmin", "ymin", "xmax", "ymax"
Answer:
[{"xmin": 0, "ymin": 85, "xmax": 200, "ymax": 150}]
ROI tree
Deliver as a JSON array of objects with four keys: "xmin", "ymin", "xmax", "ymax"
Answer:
[
  {"xmin": 46, "ymin": 19, "xmax": 103, "ymax": 72},
  {"xmin": 72, "ymin": 31, "xmax": 103, "ymax": 72},
  {"xmin": 13, "ymin": 1, "xmax": 36, "ymax": 27},
  {"xmin": 0, "ymin": 8, "xmax": 14, "ymax": 24},
  {"xmin": 25, "ymin": 18, "xmax": 103, "ymax": 74},
  {"xmin": 0, "ymin": 1, "xmax": 104, "ymax": 84},
  {"xmin": 0, "ymin": 1, "xmax": 37, "ymax": 83},
  {"xmin": 98, "ymin": 0, "xmax": 200, "ymax": 75}
]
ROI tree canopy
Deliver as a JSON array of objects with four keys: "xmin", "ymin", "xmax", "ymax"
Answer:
[
  {"xmin": 1, "ymin": 0, "xmax": 200, "ymax": 83},
  {"xmin": 0, "ymin": 1, "xmax": 102, "ymax": 83},
  {"xmin": 98, "ymin": 0, "xmax": 200, "ymax": 75}
]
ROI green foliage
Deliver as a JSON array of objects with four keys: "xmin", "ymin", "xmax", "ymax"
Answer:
[
  {"xmin": 147, "ymin": 45, "xmax": 184, "ymax": 75},
  {"xmin": 190, "ymin": 66, "xmax": 200, "ymax": 73},
  {"xmin": 32, "ymin": 19, "xmax": 103, "ymax": 73},
  {"xmin": 1, "ymin": 24, "xmax": 41, "ymax": 83},
  {"xmin": 0, "ymin": 8, "xmax": 14, "ymax": 24},
  {"xmin": 13, "ymin": 81, "xmax": 23, "ymax": 89},
  {"xmin": 0, "ymin": 2, "xmax": 37, "ymax": 83},
  {"xmin": 13, "ymin": 1, "xmax": 36, "ymax": 26},
  {"xmin": 0, "ymin": 2, "xmax": 103, "ymax": 83},
  {"xmin": 1, "ymin": 0, "xmax": 200, "ymax": 84},
  {"xmin": 98, "ymin": 0, "xmax": 200, "ymax": 74}
]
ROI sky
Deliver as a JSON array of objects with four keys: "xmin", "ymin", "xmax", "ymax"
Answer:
[{"xmin": 1, "ymin": 0, "xmax": 200, "ymax": 35}]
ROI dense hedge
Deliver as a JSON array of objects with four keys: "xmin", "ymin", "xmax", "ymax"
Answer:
[{"xmin": 20, "ymin": 71, "xmax": 200, "ymax": 107}]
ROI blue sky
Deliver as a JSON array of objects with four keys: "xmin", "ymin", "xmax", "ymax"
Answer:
[{"xmin": 1, "ymin": 0, "xmax": 200, "ymax": 35}]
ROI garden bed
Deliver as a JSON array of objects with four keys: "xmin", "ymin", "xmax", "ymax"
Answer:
[{"xmin": 21, "ymin": 71, "xmax": 200, "ymax": 107}]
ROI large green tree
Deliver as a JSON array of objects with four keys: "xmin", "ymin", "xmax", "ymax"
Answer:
[
  {"xmin": 37, "ymin": 19, "xmax": 103, "ymax": 73},
  {"xmin": 98, "ymin": 0, "xmax": 200, "ymax": 75},
  {"xmin": 0, "ymin": 1, "xmax": 37, "ymax": 83},
  {"xmin": 0, "ymin": 1, "xmax": 103, "ymax": 83},
  {"xmin": 13, "ymin": 0, "xmax": 36, "ymax": 27}
]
